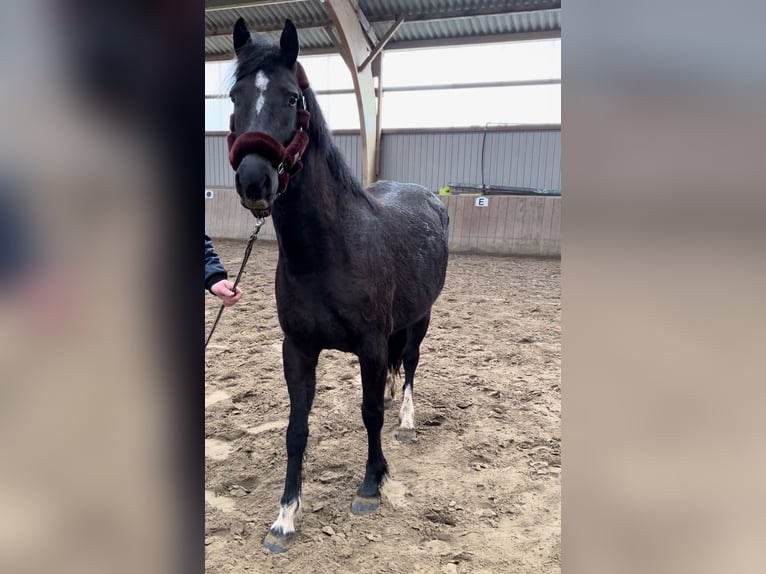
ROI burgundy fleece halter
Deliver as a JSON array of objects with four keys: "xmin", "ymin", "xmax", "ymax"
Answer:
[{"xmin": 227, "ymin": 62, "xmax": 311, "ymax": 197}]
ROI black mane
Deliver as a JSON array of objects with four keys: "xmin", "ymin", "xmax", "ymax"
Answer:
[{"xmin": 301, "ymin": 87, "xmax": 367, "ymax": 198}]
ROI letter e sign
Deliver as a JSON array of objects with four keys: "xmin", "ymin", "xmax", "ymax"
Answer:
[{"xmin": 475, "ymin": 196, "xmax": 489, "ymax": 208}]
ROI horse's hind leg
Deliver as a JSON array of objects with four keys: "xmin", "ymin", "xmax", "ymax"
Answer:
[
  {"xmin": 385, "ymin": 329, "xmax": 407, "ymax": 409},
  {"xmin": 352, "ymin": 337, "xmax": 389, "ymax": 514},
  {"xmin": 396, "ymin": 313, "xmax": 431, "ymax": 442},
  {"xmin": 262, "ymin": 336, "xmax": 319, "ymax": 553}
]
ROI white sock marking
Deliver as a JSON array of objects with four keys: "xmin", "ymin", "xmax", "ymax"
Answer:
[
  {"xmin": 399, "ymin": 386, "xmax": 415, "ymax": 430},
  {"xmin": 270, "ymin": 498, "xmax": 300, "ymax": 535},
  {"xmin": 254, "ymin": 70, "xmax": 270, "ymax": 115}
]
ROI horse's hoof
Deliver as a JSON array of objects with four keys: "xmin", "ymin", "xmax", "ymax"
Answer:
[
  {"xmin": 384, "ymin": 396, "xmax": 394, "ymax": 410},
  {"xmin": 395, "ymin": 427, "xmax": 417, "ymax": 442},
  {"xmin": 351, "ymin": 495, "xmax": 380, "ymax": 514},
  {"xmin": 262, "ymin": 530, "xmax": 294, "ymax": 553}
]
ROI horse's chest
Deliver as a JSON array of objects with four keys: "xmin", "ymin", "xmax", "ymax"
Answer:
[
  {"xmin": 276, "ymin": 278, "xmax": 386, "ymax": 350},
  {"xmin": 278, "ymin": 301, "xmax": 351, "ymax": 351}
]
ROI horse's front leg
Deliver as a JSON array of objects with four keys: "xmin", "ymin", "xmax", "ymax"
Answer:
[
  {"xmin": 262, "ymin": 336, "xmax": 319, "ymax": 553},
  {"xmin": 352, "ymin": 338, "xmax": 389, "ymax": 514}
]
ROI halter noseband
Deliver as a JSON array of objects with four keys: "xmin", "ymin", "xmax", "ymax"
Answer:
[{"xmin": 227, "ymin": 62, "xmax": 311, "ymax": 198}]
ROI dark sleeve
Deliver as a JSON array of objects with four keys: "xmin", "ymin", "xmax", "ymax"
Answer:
[
  {"xmin": 0, "ymin": 182, "xmax": 38, "ymax": 288},
  {"xmin": 204, "ymin": 233, "xmax": 228, "ymax": 292}
]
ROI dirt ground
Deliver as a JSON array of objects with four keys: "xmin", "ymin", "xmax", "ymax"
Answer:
[{"xmin": 205, "ymin": 239, "xmax": 560, "ymax": 574}]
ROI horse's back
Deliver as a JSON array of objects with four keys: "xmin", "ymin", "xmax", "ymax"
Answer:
[{"xmin": 367, "ymin": 180, "xmax": 449, "ymax": 231}]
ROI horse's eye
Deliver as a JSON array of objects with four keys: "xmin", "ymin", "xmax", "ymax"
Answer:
[{"xmin": 288, "ymin": 95, "xmax": 299, "ymax": 107}]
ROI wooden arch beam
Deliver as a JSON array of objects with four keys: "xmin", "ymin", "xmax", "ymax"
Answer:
[
  {"xmin": 358, "ymin": 16, "xmax": 405, "ymax": 73},
  {"xmin": 321, "ymin": 0, "xmax": 381, "ymax": 186}
]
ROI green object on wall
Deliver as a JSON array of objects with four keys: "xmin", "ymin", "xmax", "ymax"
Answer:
[{"xmin": 438, "ymin": 186, "xmax": 451, "ymax": 195}]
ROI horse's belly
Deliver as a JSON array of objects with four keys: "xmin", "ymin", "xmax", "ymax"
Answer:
[
  {"xmin": 390, "ymin": 241, "xmax": 448, "ymax": 329},
  {"xmin": 276, "ymin": 297, "xmax": 372, "ymax": 353}
]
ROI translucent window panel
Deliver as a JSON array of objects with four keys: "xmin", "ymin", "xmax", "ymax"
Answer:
[
  {"xmin": 314, "ymin": 93, "xmax": 359, "ymax": 130},
  {"xmin": 383, "ymin": 40, "xmax": 561, "ymax": 88},
  {"xmin": 205, "ymin": 94, "xmax": 358, "ymax": 132},
  {"xmin": 298, "ymin": 54, "xmax": 353, "ymax": 92},
  {"xmin": 205, "ymin": 98, "xmax": 233, "ymax": 132},
  {"xmin": 381, "ymin": 84, "xmax": 560, "ymax": 129},
  {"xmin": 205, "ymin": 61, "xmax": 236, "ymax": 95},
  {"xmin": 206, "ymin": 55, "xmax": 352, "ymax": 95}
]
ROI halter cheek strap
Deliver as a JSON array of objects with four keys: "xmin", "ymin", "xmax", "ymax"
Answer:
[{"xmin": 227, "ymin": 62, "xmax": 311, "ymax": 196}]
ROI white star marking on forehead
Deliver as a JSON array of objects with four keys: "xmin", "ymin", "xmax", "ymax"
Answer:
[{"xmin": 255, "ymin": 70, "xmax": 270, "ymax": 115}]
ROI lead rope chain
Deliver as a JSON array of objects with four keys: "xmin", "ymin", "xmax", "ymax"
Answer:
[{"xmin": 204, "ymin": 218, "xmax": 266, "ymax": 350}]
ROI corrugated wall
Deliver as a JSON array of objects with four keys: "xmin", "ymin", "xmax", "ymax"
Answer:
[
  {"xmin": 332, "ymin": 133, "xmax": 363, "ymax": 181},
  {"xmin": 379, "ymin": 129, "xmax": 560, "ymax": 191},
  {"xmin": 205, "ymin": 127, "xmax": 561, "ymax": 256},
  {"xmin": 205, "ymin": 128, "xmax": 560, "ymax": 192},
  {"xmin": 204, "ymin": 133, "xmax": 364, "ymax": 186},
  {"xmin": 205, "ymin": 135, "xmax": 235, "ymax": 187}
]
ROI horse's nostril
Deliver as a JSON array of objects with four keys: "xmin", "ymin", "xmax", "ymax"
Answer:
[
  {"xmin": 261, "ymin": 173, "xmax": 271, "ymax": 193},
  {"xmin": 236, "ymin": 155, "xmax": 275, "ymax": 200}
]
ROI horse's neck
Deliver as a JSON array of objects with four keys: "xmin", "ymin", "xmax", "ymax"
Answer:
[
  {"xmin": 272, "ymin": 143, "xmax": 352, "ymax": 265},
  {"xmin": 279, "ymin": 142, "xmax": 346, "ymax": 216}
]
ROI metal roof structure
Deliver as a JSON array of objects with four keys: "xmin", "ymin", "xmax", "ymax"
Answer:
[
  {"xmin": 206, "ymin": 0, "xmax": 561, "ymax": 185},
  {"xmin": 205, "ymin": 0, "xmax": 561, "ymax": 60}
]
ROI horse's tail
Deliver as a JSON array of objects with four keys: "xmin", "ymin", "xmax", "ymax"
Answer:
[{"xmin": 387, "ymin": 329, "xmax": 407, "ymax": 378}]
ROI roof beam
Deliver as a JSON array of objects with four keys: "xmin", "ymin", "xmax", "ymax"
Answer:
[
  {"xmin": 205, "ymin": 1, "xmax": 559, "ymax": 18},
  {"xmin": 205, "ymin": 28, "xmax": 561, "ymax": 60},
  {"xmin": 357, "ymin": 16, "xmax": 405, "ymax": 72},
  {"xmin": 205, "ymin": 29, "xmax": 560, "ymax": 60},
  {"xmin": 365, "ymin": 1, "xmax": 560, "ymax": 23},
  {"xmin": 205, "ymin": 0, "xmax": 306, "ymax": 12},
  {"xmin": 205, "ymin": 6, "xmax": 559, "ymax": 37},
  {"xmin": 348, "ymin": 0, "xmax": 378, "ymax": 47},
  {"xmin": 206, "ymin": 20, "xmax": 332, "ymax": 37},
  {"xmin": 322, "ymin": 0, "xmax": 379, "ymax": 185},
  {"xmin": 383, "ymin": 30, "xmax": 561, "ymax": 50},
  {"xmin": 323, "ymin": 26, "xmax": 340, "ymax": 49},
  {"xmin": 204, "ymin": 45, "xmax": 341, "ymax": 60}
]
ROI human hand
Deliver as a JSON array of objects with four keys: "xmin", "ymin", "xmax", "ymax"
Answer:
[{"xmin": 210, "ymin": 279, "xmax": 243, "ymax": 307}]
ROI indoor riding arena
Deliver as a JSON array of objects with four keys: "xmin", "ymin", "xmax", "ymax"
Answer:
[{"xmin": 204, "ymin": 2, "xmax": 561, "ymax": 573}]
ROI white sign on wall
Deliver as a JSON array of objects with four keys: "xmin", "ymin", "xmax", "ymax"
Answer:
[
  {"xmin": 205, "ymin": 189, "xmax": 214, "ymax": 199},
  {"xmin": 475, "ymin": 196, "xmax": 489, "ymax": 208}
]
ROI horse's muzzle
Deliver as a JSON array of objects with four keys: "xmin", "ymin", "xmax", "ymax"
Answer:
[
  {"xmin": 241, "ymin": 199, "xmax": 272, "ymax": 219},
  {"xmin": 242, "ymin": 198, "xmax": 269, "ymax": 210},
  {"xmin": 235, "ymin": 153, "xmax": 278, "ymax": 206}
]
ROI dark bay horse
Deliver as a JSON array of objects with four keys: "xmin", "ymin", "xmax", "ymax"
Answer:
[{"xmin": 227, "ymin": 18, "xmax": 449, "ymax": 552}]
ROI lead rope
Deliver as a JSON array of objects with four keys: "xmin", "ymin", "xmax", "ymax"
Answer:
[{"xmin": 204, "ymin": 218, "xmax": 266, "ymax": 350}]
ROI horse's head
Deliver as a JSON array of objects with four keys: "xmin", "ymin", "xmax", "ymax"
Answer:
[{"xmin": 229, "ymin": 19, "xmax": 307, "ymax": 216}]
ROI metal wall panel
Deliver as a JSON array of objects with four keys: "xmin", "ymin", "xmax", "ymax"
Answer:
[
  {"xmin": 205, "ymin": 133, "xmax": 363, "ymax": 187},
  {"xmin": 331, "ymin": 134, "xmax": 363, "ymax": 182},
  {"xmin": 378, "ymin": 129, "xmax": 561, "ymax": 191},
  {"xmin": 205, "ymin": 129, "xmax": 561, "ymax": 192},
  {"xmin": 204, "ymin": 135, "xmax": 235, "ymax": 188}
]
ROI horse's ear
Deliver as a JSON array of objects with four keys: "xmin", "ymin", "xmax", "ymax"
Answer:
[
  {"xmin": 233, "ymin": 18, "xmax": 251, "ymax": 54},
  {"xmin": 280, "ymin": 19, "xmax": 300, "ymax": 67}
]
